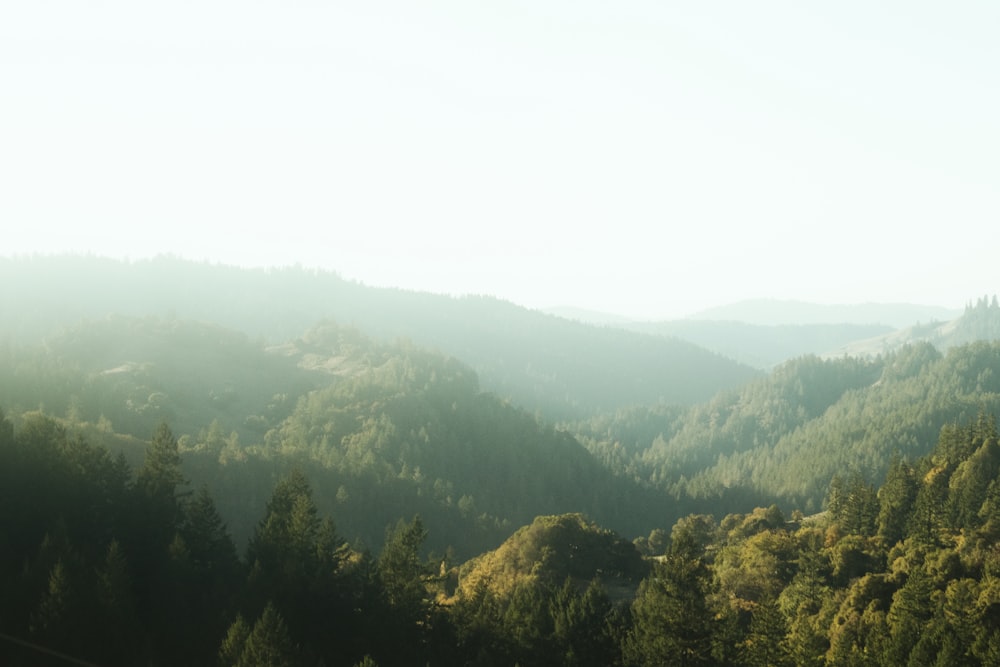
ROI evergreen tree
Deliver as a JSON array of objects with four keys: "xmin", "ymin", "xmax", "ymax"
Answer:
[
  {"xmin": 241, "ymin": 603, "xmax": 296, "ymax": 667},
  {"xmin": 378, "ymin": 515, "xmax": 429, "ymax": 613},
  {"xmin": 623, "ymin": 552, "xmax": 715, "ymax": 666},
  {"xmin": 740, "ymin": 598, "xmax": 791, "ymax": 667},
  {"xmin": 219, "ymin": 614, "xmax": 251, "ymax": 667},
  {"xmin": 137, "ymin": 421, "xmax": 185, "ymax": 505},
  {"xmin": 877, "ymin": 455, "xmax": 917, "ymax": 545}
]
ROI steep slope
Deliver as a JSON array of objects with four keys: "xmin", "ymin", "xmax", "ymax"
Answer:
[
  {"xmin": 0, "ymin": 317, "xmax": 669, "ymax": 557},
  {"xmin": 572, "ymin": 341, "xmax": 1000, "ymax": 516}
]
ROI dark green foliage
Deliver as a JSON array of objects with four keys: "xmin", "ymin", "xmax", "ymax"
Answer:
[
  {"xmin": 623, "ymin": 553, "xmax": 716, "ymax": 666},
  {"xmin": 220, "ymin": 603, "xmax": 297, "ymax": 667},
  {"xmin": 7, "ymin": 404, "xmax": 1000, "ymax": 665},
  {"xmin": 877, "ymin": 454, "xmax": 918, "ymax": 544},
  {"xmin": 571, "ymin": 342, "xmax": 1000, "ymax": 522},
  {"xmin": 827, "ymin": 473, "xmax": 879, "ymax": 536},
  {"xmin": 10, "ymin": 262, "xmax": 1000, "ymax": 664},
  {"xmin": 741, "ymin": 598, "xmax": 792, "ymax": 667}
]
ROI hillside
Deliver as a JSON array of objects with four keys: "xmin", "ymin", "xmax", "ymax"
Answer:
[
  {"xmin": 0, "ymin": 317, "xmax": 668, "ymax": 557},
  {"xmin": 0, "ymin": 255, "xmax": 759, "ymax": 420},
  {"xmin": 826, "ymin": 295, "xmax": 1000, "ymax": 359},
  {"xmin": 627, "ymin": 319, "xmax": 893, "ymax": 368},
  {"xmin": 453, "ymin": 513, "xmax": 647, "ymax": 601},
  {"xmin": 571, "ymin": 341, "xmax": 1000, "ymax": 517},
  {"xmin": 8, "ymin": 387, "xmax": 1000, "ymax": 664}
]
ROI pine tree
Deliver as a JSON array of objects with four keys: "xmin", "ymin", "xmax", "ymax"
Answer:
[
  {"xmin": 241, "ymin": 603, "xmax": 296, "ymax": 667},
  {"xmin": 623, "ymin": 553, "xmax": 716, "ymax": 666},
  {"xmin": 219, "ymin": 614, "xmax": 251, "ymax": 667},
  {"xmin": 741, "ymin": 598, "xmax": 791, "ymax": 667},
  {"xmin": 378, "ymin": 515, "xmax": 429, "ymax": 612},
  {"xmin": 137, "ymin": 421, "xmax": 185, "ymax": 503},
  {"xmin": 877, "ymin": 455, "xmax": 917, "ymax": 545}
]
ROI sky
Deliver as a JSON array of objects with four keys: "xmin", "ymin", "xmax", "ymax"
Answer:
[{"xmin": 2, "ymin": 1, "xmax": 998, "ymax": 320}]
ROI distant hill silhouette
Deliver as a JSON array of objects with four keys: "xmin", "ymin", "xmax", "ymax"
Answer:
[
  {"xmin": 0, "ymin": 255, "xmax": 758, "ymax": 419},
  {"xmin": 688, "ymin": 298, "xmax": 960, "ymax": 327}
]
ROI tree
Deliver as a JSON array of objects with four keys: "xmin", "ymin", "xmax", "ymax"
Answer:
[
  {"xmin": 377, "ymin": 515, "xmax": 431, "ymax": 663},
  {"xmin": 877, "ymin": 455, "xmax": 917, "ymax": 545},
  {"xmin": 741, "ymin": 598, "xmax": 791, "ymax": 667},
  {"xmin": 623, "ymin": 553, "xmax": 716, "ymax": 666},
  {"xmin": 29, "ymin": 559, "xmax": 76, "ymax": 650},
  {"xmin": 550, "ymin": 578, "xmax": 617, "ymax": 667},
  {"xmin": 247, "ymin": 469, "xmax": 334, "ymax": 591},
  {"xmin": 137, "ymin": 421, "xmax": 185, "ymax": 504},
  {"xmin": 219, "ymin": 614, "xmax": 251, "ymax": 667},
  {"xmin": 220, "ymin": 604, "xmax": 296, "ymax": 667},
  {"xmin": 241, "ymin": 603, "xmax": 296, "ymax": 667},
  {"xmin": 378, "ymin": 515, "xmax": 429, "ymax": 612}
]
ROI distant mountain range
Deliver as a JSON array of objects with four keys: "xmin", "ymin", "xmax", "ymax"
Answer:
[
  {"xmin": 686, "ymin": 298, "xmax": 961, "ymax": 328},
  {"xmin": 543, "ymin": 299, "xmax": 974, "ymax": 369},
  {"xmin": 0, "ymin": 255, "xmax": 757, "ymax": 420},
  {"xmin": 824, "ymin": 296, "xmax": 1000, "ymax": 359}
]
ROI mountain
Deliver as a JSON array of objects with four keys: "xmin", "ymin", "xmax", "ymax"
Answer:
[
  {"xmin": 688, "ymin": 298, "xmax": 960, "ymax": 327},
  {"xmin": 0, "ymin": 255, "xmax": 759, "ymax": 420},
  {"xmin": 541, "ymin": 306, "xmax": 635, "ymax": 325},
  {"xmin": 0, "ymin": 316, "xmax": 670, "ymax": 556},
  {"xmin": 571, "ymin": 341, "xmax": 1000, "ymax": 516},
  {"xmin": 626, "ymin": 320, "xmax": 894, "ymax": 368},
  {"xmin": 825, "ymin": 295, "xmax": 1000, "ymax": 359}
]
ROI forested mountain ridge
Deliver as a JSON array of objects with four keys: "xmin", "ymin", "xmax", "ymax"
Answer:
[
  {"xmin": 10, "ymin": 312, "xmax": 1000, "ymax": 553},
  {"xmin": 9, "ymin": 405, "xmax": 1000, "ymax": 665},
  {"xmin": 0, "ymin": 316, "xmax": 668, "ymax": 557},
  {"xmin": 0, "ymin": 255, "xmax": 759, "ymax": 419},
  {"xmin": 571, "ymin": 340, "xmax": 1000, "ymax": 516},
  {"xmin": 0, "ymin": 315, "xmax": 322, "ymax": 444},
  {"xmin": 826, "ymin": 295, "xmax": 1000, "ymax": 359},
  {"xmin": 7, "ymin": 269, "xmax": 1000, "ymax": 662},
  {"xmin": 615, "ymin": 298, "xmax": 998, "ymax": 370}
]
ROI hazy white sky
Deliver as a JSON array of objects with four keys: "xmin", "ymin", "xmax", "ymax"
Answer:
[{"xmin": 2, "ymin": 1, "xmax": 998, "ymax": 319}]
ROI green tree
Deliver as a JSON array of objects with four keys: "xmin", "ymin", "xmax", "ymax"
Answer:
[
  {"xmin": 378, "ymin": 515, "xmax": 429, "ymax": 613},
  {"xmin": 550, "ymin": 578, "xmax": 617, "ymax": 667},
  {"xmin": 137, "ymin": 421, "xmax": 185, "ymax": 505},
  {"xmin": 220, "ymin": 604, "xmax": 297, "ymax": 667},
  {"xmin": 219, "ymin": 614, "xmax": 251, "ymax": 667},
  {"xmin": 241, "ymin": 603, "xmax": 296, "ymax": 667},
  {"xmin": 623, "ymin": 552, "xmax": 715, "ymax": 666},
  {"xmin": 740, "ymin": 598, "xmax": 791, "ymax": 667},
  {"xmin": 877, "ymin": 455, "xmax": 917, "ymax": 545},
  {"xmin": 29, "ymin": 559, "xmax": 77, "ymax": 650}
]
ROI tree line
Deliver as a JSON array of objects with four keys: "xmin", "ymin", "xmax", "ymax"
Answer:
[{"xmin": 7, "ymin": 406, "xmax": 1000, "ymax": 665}]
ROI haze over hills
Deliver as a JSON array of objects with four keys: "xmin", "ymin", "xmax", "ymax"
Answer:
[
  {"xmin": 0, "ymin": 255, "xmax": 759, "ymax": 420},
  {"xmin": 543, "ymin": 298, "xmax": 974, "ymax": 369},
  {"xmin": 625, "ymin": 320, "xmax": 895, "ymax": 369},
  {"xmin": 5, "ymin": 256, "xmax": 1000, "ymax": 665},
  {"xmin": 824, "ymin": 296, "xmax": 1000, "ymax": 359},
  {"xmin": 687, "ymin": 298, "xmax": 961, "ymax": 328}
]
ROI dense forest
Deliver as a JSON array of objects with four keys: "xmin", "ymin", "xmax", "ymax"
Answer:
[
  {"xmin": 6, "ymin": 407, "xmax": 1000, "ymax": 665},
  {"xmin": 5, "ymin": 257, "xmax": 1000, "ymax": 664}
]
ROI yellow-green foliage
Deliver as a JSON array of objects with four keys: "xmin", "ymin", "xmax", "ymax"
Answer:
[{"xmin": 456, "ymin": 513, "xmax": 646, "ymax": 599}]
